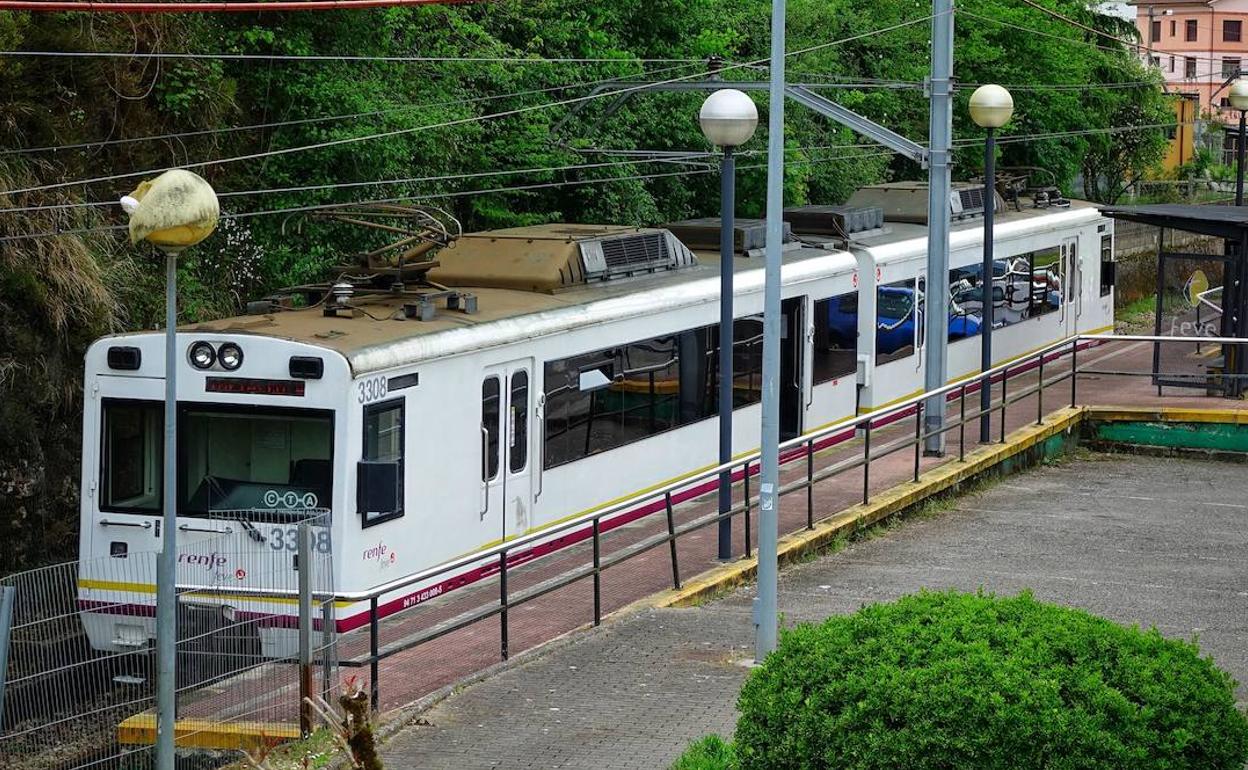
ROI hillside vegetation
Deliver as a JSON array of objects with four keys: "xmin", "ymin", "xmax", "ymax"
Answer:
[{"xmin": 0, "ymin": 0, "xmax": 1168, "ymax": 570}]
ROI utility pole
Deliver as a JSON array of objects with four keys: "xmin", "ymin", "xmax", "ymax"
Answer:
[
  {"xmin": 923, "ymin": 0, "xmax": 954, "ymax": 456},
  {"xmin": 754, "ymin": 0, "xmax": 786, "ymax": 663}
]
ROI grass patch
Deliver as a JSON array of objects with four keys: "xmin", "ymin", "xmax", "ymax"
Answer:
[{"xmin": 218, "ymin": 729, "xmax": 341, "ymax": 770}]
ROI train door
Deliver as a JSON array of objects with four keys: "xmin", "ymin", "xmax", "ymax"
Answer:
[
  {"xmin": 481, "ymin": 360, "xmax": 534, "ymax": 541},
  {"xmin": 780, "ymin": 297, "xmax": 805, "ymax": 440},
  {"xmin": 1061, "ymin": 237, "xmax": 1080, "ymax": 334}
]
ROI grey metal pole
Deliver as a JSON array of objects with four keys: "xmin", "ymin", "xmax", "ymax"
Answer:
[
  {"xmin": 979, "ymin": 128, "xmax": 995, "ymax": 443},
  {"xmin": 0, "ymin": 585, "xmax": 14, "ymax": 730},
  {"xmin": 156, "ymin": 251, "xmax": 178, "ymax": 769},
  {"xmin": 754, "ymin": 0, "xmax": 786, "ymax": 663},
  {"xmin": 1237, "ymin": 110, "xmax": 1245, "ymax": 206},
  {"xmin": 718, "ymin": 146, "xmax": 736, "ymax": 561},
  {"xmin": 923, "ymin": 0, "xmax": 955, "ymax": 456},
  {"xmin": 298, "ymin": 521, "xmax": 314, "ymax": 736}
]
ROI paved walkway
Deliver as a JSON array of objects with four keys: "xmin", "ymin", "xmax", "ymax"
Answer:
[{"xmin": 381, "ymin": 454, "xmax": 1248, "ymax": 769}]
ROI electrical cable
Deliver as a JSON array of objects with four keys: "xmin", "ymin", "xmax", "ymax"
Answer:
[
  {"xmin": 0, "ymin": 62, "xmax": 704, "ymax": 157},
  {"xmin": 0, "ymin": 149, "xmax": 898, "ymax": 243},
  {"xmin": 0, "ymin": 11, "xmax": 944, "ymax": 198},
  {"xmin": 0, "ymin": 50, "xmax": 707, "ymax": 64}
]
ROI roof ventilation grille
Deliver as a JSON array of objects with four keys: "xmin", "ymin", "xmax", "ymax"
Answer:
[
  {"xmin": 955, "ymin": 186, "xmax": 987, "ymax": 218},
  {"xmin": 580, "ymin": 231, "xmax": 696, "ymax": 281}
]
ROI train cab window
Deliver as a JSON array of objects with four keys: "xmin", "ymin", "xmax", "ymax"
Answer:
[
  {"xmin": 876, "ymin": 279, "xmax": 917, "ymax": 365},
  {"xmin": 101, "ymin": 400, "xmax": 162, "ymax": 513},
  {"xmin": 509, "ymin": 372, "xmax": 529, "ymax": 473},
  {"xmin": 482, "ymin": 378, "xmax": 501, "ymax": 481},
  {"xmin": 181, "ymin": 405, "xmax": 334, "ymax": 520},
  {"xmin": 813, "ymin": 293, "xmax": 857, "ymax": 383},
  {"xmin": 358, "ymin": 401, "xmax": 403, "ymax": 526},
  {"xmin": 1100, "ymin": 234, "xmax": 1115, "ymax": 297}
]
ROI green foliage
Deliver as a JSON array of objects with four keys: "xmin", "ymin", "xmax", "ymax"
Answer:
[
  {"xmin": 718, "ymin": 590, "xmax": 1248, "ymax": 769},
  {"xmin": 672, "ymin": 735, "xmax": 737, "ymax": 770}
]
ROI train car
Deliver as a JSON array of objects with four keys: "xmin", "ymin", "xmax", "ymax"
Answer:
[{"xmin": 77, "ymin": 183, "xmax": 1114, "ymax": 657}]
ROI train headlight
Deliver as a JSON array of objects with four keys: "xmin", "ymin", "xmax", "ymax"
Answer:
[
  {"xmin": 218, "ymin": 343, "xmax": 244, "ymax": 371},
  {"xmin": 189, "ymin": 341, "xmax": 216, "ymax": 370}
]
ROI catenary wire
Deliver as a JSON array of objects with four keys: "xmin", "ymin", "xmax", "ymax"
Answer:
[
  {"xmin": 0, "ymin": 50, "xmax": 708, "ymax": 64},
  {"xmin": 0, "ymin": 11, "xmax": 944, "ymax": 198},
  {"xmin": 0, "ymin": 149, "xmax": 898, "ymax": 243},
  {"xmin": 0, "ymin": 62, "xmax": 705, "ymax": 157}
]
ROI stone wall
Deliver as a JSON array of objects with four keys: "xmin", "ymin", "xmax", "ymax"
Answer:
[{"xmin": 1113, "ymin": 219, "xmax": 1225, "ymax": 306}]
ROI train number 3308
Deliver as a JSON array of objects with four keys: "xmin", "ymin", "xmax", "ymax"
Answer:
[{"xmin": 357, "ymin": 376, "xmax": 388, "ymax": 404}]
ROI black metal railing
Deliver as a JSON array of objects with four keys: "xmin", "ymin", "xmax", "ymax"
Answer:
[{"xmin": 215, "ymin": 333, "xmax": 1248, "ymax": 713}]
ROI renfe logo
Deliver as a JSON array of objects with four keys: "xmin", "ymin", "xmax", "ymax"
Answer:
[
  {"xmin": 178, "ymin": 552, "xmax": 228, "ymax": 571},
  {"xmin": 362, "ymin": 542, "xmax": 397, "ymax": 566}
]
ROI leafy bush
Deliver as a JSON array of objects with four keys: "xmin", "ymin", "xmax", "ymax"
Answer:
[{"xmin": 676, "ymin": 591, "xmax": 1248, "ymax": 770}]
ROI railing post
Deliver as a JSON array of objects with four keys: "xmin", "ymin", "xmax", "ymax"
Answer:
[
  {"xmin": 1000, "ymin": 366, "xmax": 1008, "ymax": 444},
  {"xmin": 862, "ymin": 420, "xmax": 872, "ymax": 505},
  {"xmin": 913, "ymin": 402, "xmax": 923, "ymax": 483},
  {"xmin": 958, "ymin": 383, "xmax": 967, "ymax": 462},
  {"xmin": 592, "ymin": 518, "xmax": 601, "ymax": 627},
  {"xmin": 320, "ymin": 598, "xmax": 335, "ymax": 702},
  {"xmin": 1036, "ymin": 355, "xmax": 1045, "ymax": 426},
  {"xmin": 665, "ymin": 492, "xmax": 681, "ymax": 589},
  {"xmin": 744, "ymin": 461, "xmax": 752, "ymax": 559},
  {"xmin": 297, "ymin": 521, "xmax": 313, "ymax": 737},
  {"xmin": 1070, "ymin": 340, "xmax": 1078, "ymax": 408},
  {"xmin": 499, "ymin": 551, "xmax": 509, "ymax": 661},
  {"xmin": 369, "ymin": 597, "xmax": 379, "ymax": 711},
  {"xmin": 805, "ymin": 439, "xmax": 814, "ymax": 530}
]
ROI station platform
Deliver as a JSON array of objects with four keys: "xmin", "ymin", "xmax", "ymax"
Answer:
[{"xmin": 379, "ymin": 451, "xmax": 1248, "ymax": 769}]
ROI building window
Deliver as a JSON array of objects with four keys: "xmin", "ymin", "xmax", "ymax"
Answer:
[
  {"xmin": 813, "ymin": 293, "xmax": 858, "ymax": 384},
  {"xmin": 1151, "ymin": 19, "xmax": 1161, "ymax": 41},
  {"xmin": 1185, "ymin": 57, "xmax": 1198, "ymax": 78},
  {"xmin": 1225, "ymin": 19, "xmax": 1242, "ymax": 42},
  {"xmin": 1150, "ymin": 55, "xmax": 1161, "ymax": 68},
  {"xmin": 1170, "ymin": 55, "xmax": 1176, "ymax": 73},
  {"xmin": 1222, "ymin": 96, "xmax": 1233, "ymax": 108},
  {"xmin": 1170, "ymin": 19, "xmax": 1176, "ymax": 36},
  {"xmin": 1226, "ymin": 57, "xmax": 1242, "ymax": 79},
  {"xmin": 1186, "ymin": 18, "xmax": 1198, "ymax": 41}
]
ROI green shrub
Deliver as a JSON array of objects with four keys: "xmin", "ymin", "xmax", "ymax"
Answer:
[{"xmin": 720, "ymin": 591, "xmax": 1248, "ymax": 769}]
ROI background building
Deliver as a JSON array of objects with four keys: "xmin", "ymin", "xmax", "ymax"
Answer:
[{"xmin": 1132, "ymin": 0, "xmax": 1247, "ymax": 115}]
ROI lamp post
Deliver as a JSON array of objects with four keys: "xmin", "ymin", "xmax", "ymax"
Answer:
[
  {"xmin": 700, "ymin": 89, "xmax": 759, "ymax": 562},
  {"xmin": 1230, "ymin": 79, "xmax": 1248, "ymax": 206},
  {"xmin": 968, "ymin": 84, "xmax": 1014, "ymax": 444},
  {"xmin": 121, "ymin": 169, "xmax": 219, "ymax": 770}
]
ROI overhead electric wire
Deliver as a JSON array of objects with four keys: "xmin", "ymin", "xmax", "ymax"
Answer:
[
  {"xmin": 0, "ymin": 10, "xmax": 943, "ymax": 198},
  {"xmin": 0, "ymin": 0, "xmax": 480, "ymax": 13},
  {"xmin": 0, "ymin": 61, "xmax": 704, "ymax": 157},
  {"xmin": 0, "ymin": 148, "xmax": 897, "ymax": 243},
  {"xmin": 0, "ymin": 50, "xmax": 706, "ymax": 64}
]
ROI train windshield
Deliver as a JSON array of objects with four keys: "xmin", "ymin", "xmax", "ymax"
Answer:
[{"xmin": 99, "ymin": 401, "xmax": 333, "ymax": 520}]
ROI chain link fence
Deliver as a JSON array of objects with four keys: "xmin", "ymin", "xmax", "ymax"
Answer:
[{"xmin": 0, "ymin": 512, "xmax": 336, "ymax": 770}]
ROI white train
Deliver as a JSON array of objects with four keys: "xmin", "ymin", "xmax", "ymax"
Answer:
[{"xmin": 77, "ymin": 182, "xmax": 1114, "ymax": 656}]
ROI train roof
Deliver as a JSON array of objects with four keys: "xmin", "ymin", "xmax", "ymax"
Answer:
[{"xmin": 178, "ymin": 199, "xmax": 1105, "ymax": 374}]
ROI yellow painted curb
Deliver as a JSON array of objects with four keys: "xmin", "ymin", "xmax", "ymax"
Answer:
[
  {"xmin": 648, "ymin": 407, "xmax": 1087, "ymax": 610},
  {"xmin": 117, "ymin": 713, "xmax": 299, "ymax": 750},
  {"xmin": 1086, "ymin": 406, "xmax": 1248, "ymax": 426}
]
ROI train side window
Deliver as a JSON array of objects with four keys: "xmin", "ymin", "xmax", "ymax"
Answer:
[
  {"xmin": 509, "ymin": 371, "xmax": 529, "ymax": 473},
  {"xmin": 360, "ymin": 399, "xmax": 403, "ymax": 526},
  {"xmin": 101, "ymin": 400, "xmax": 162, "ymax": 513},
  {"xmin": 1027, "ymin": 247, "xmax": 1062, "ymax": 319},
  {"xmin": 727, "ymin": 316, "xmax": 764, "ymax": 405},
  {"xmin": 947, "ymin": 266, "xmax": 984, "ymax": 343},
  {"xmin": 542, "ymin": 327, "xmax": 715, "ymax": 469},
  {"xmin": 876, "ymin": 279, "xmax": 917, "ymax": 365},
  {"xmin": 1100, "ymin": 234, "xmax": 1115, "ymax": 297},
  {"xmin": 813, "ymin": 294, "xmax": 857, "ymax": 383},
  {"xmin": 482, "ymin": 377, "xmax": 501, "ymax": 481}
]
